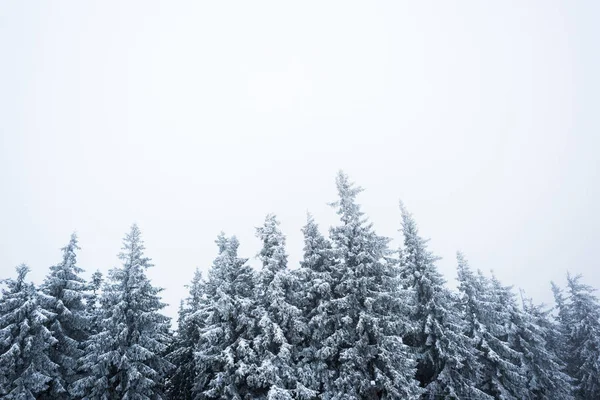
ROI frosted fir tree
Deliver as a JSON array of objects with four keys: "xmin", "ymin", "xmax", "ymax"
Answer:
[
  {"xmin": 41, "ymin": 233, "xmax": 90, "ymax": 398},
  {"xmin": 324, "ymin": 172, "xmax": 421, "ymax": 399},
  {"xmin": 554, "ymin": 274, "xmax": 600, "ymax": 399},
  {"xmin": 294, "ymin": 213, "xmax": 337, "ymax": 398},
  {"xmin": 0, "ymin": 264, "xmax": 60, "ymax": 399},
  {"xmin": 253, "ymin": 214, "xmax": 305, "ymax": 399},
  {"xmin": 166, "ymin": 268, "xmax": 205, "ymax": 400},
  {"xmin": 71, "ymin": 224, "xmax": 173, "ymax": 399},
  {"xmin": 194, "ymin": 234, "xmax": 261, "ymax": 399},
  {"xmin": 516, "ymin": 294, "xmax": 574, "ymax": 400},
  {"xmin": 456, "ymin": 255, "xmax": 526, "ymax": 399},
  {"xmin": 86, "ymin": 270, "xmax": 104, "ymax": 336},
  {"xmin": 398, "ymin": 205, "xmax": 490, "ymax": 399},
  {"xmin": 550, "ymin": 282, "xmax": 570, "ymax": 367},
  {"xmin": 490, "ymin": 276, "xmax": 573, "ymax": 400}
]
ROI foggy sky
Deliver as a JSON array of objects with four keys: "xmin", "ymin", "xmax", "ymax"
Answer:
[{"xmin": 1, "ymin": 1, "xmax": 598, "ymax": 319}]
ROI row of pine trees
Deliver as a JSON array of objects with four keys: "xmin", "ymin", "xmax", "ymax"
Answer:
[{"xmin": 1, "ymin": 172, "xmax": 599, "ymax": 399}]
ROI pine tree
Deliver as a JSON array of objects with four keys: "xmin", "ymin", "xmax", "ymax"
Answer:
[
  {"xmin": 71, "ymin": 224, "xmax": 173, "ymax": 399},
  {"xmin": 550, "ymin": 282, "xmax": 569, "ymax": 365},
  {"xmin": 253, "ymin": 214, "xmax": 305, "ymax": 399},
  {"xmin": 456, "ymin": 254, "xmax": 526, "ymax": 399},
  {"xmin": 194, "ymin": 234, "xmax": 261, "ymax": 399},
  {"xmin": 166, "ymin": 268, "xmax": 205, "ymax": 400},
  {"xmin": 555, "ymin": 274, "xmax": 600, "ymax": 399},
  {"xmin": 86, "ymin": 270, "xmax": 104, "ymax": 336},
  {"xmin": 324, "ymin": 172, "xmax": 421, "ymax": 399},
  {"xmin": 41, "ymin": 233, "xmax": 90, "ymax": 398},
  {"xmin": 398, "ymin": 205, "xmax": 489, "ymax": 399},
  {"xmin": 516, "ymin": 294, "xmax": 574, "ymax": 400},
  {"xmin": 0, "ymin": 264, "xmax": 60, "ymax": 399},
  {"xmin": 295, "ymin": 213, "xmax": 337, "ymax": 399}
]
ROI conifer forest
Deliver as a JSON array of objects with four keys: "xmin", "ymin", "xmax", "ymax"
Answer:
[{"xmin": 1, "ymin": 172, "xmax": 598, "ymax": 400}]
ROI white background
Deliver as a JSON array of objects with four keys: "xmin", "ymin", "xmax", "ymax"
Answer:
[{"xmin": 1, "ymin": 1, "xmax": 598, "ymax": 319}]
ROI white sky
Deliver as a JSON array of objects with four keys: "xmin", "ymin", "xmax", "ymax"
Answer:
[{"xmin": 1, "ymin": 1, "xmax": 598, "ymax": 319}]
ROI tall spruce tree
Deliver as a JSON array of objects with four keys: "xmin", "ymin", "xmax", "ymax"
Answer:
[
  {"xmin": 71, "ymin": 224, "xmax": 172, "ymax": 399},
  {"xmin": 193, "ymin": 234, "xmax": 261, "ymax": 399},
  {"xmin": 86, "ymin": 270, "xmax": 104, "ymax": 336},
  {"xmin": 324, "ymin": 172, "xmax": 421, "ymax": 399},
  {"xmin": 456, "ymin": 254, "xmax": 526, "ymax": 399},
  {"xmin": 517, "ymin": 294, "xmax": 574, "ymax": 399},
  {"xmin": 554, "ymin": 274, "xmax": 600, "ymax": 399},
  {"xmin": 254, "ymin": 214, "xmax": 305, "ymax": 399},
  {"xmin": 0, "ymin": 264, "xmax": 60, "ymax": 399},
  {"xmin": 398, "ymin": 206, "xmax": 490, "ymax": 399},
  {"xmin": 41, "ymin": 233, "xmax": 90, "ymax": 398},
  {"xmin": 295, "ymin": 213, "xmax": 337, "ymax": 399},
  {"xmin": 490, "ymin": 275, "xmax": 575, "ymax": 400},
  {"xmin": 550, "ymin": 282, "xmax": 570, "ymax": 367},
  {"xmin": 166, "ymin": 268, "xmax": 205, "ymax": 400}
]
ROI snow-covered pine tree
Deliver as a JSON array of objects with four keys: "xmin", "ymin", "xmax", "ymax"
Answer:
[
  {"xmin": 325, "ymin": 172, "xmax": 421, "ymax": 399},
  {"xmin": 295, "ymin": 213, "xmax": 337, "ymax": 399},
  {"xmin": 549, "ymin": 282, "xmax": 570, "ymax": 368},
  {"xmin": 86, "ymin": 270, "xmax": 104, "ymax": 336},
  {"xmin": 166, "ymin": 268, "xmax": 205, "ymax": 400},
  {"xmin": 0, "ymin": 264, "xmax": 60, "ymax": 399},
  {"xmin": 253, "ymin": 214, "xmax": 305, "ymax": 399},
  {"xmin": 194, "ymin": 234, "xmax": 261, "ymax": 399},
  {"xmin": 41, "ymin": 233, "xmax": 90, "ymax": 399},
  {"xmin": 489, "ymin": 275, "xmax": 574, "ymax": 400},
  {"xmin": 516, "ymin": 294, "xmax": 574, "ymax": 400},
  {"xmin": 556, "ymin": 274, "xmax": 600, "ymax": 399},
  {"xmin": 456, "ymin": 254, "xmax": 526, "ymax": 399},
  {"xmin": 71, "ymin": 224, "xmax": 173, "ymax": 399},
  {"xmin": 398, "ymin": 206, "xmax": 490, "ymax": 400}
]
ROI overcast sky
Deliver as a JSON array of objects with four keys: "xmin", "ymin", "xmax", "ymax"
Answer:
[{"xmin": 1, "ymin": 1, "xmax": 598, "ymax": 319}]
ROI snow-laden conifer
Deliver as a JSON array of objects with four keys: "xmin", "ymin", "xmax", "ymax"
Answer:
[
  {"xmin": 41, "ymin": 233, "xmax": 90, "ymax": 398},
  {"xmin": 166, "ymin": 268, "xmax": 204, "ymax": 400},
  {"xmin": 398, "ymin": 205, "xmax": 490, "ymax": 399},
  {"xmin": 0, "ymin": 264, "xmax": 60, "ymax": 399},
  {"xmin": 554, "ymin": 274, "xmax": 600, "ymax": 399},
  {"xmin": 456, "ymin": 254, "xmax": 526, "ymax": 399},
  {"xmin": 71, "ymin": 224, "xmax": 172, "ymax": 399},
  {"xmin": 194, "ymin": 234, "xmax": 261, "ymax": 399},
  {"xmin": 295, "ymin": 213, "xmax": 337, "ymax": 398},
  {"xmin": 86, "ymin": 270, "xmax": 104, "ymax": 336},
  {"xmin": 516, "ymin": 294, "xmax": 574, "ymax": 399},
  {"xmin": 253, "ymin": 214, "xmax": 305, "ymax": 399},
  {"xmin": 324, "ymin": 172, "xmax": 421, "ymax": 399},
  {"xmin": 550, "ymin": 282, "xmax": 570, "ymax": 366}
]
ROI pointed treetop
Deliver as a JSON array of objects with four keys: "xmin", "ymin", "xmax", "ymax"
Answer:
[
  {"xmin": 456, "ymin": 251, "xmax": 468, "ymax": 267},
  {"xmin": 216, "ymin": 231, "xmax": 228, "ymax": 253},
  {"xmin": 62, "ymin": 232, "xmax": 80, "ymax": 261},
  {"xmin": 330, "ymin": 171, "xmax": 364, "ymax": 223},
  {"xmin": 302, "ymin": 212, "xmax": 320, "ymax": 238},
  {"xmin": 122, "ymin": 223, "xmax": 143, "ymax": 250},
  {"xmin": 118, "ymin": 223, "xmax": 152, "ymax": 268},
  {"xmin": 256, "ymin": 214, "xmax": 286, "ymax": 248},
  {"xmin": 256, "ymin": 213, "xmax": 288, "ymax": 280},
  {"xmin": 335, "ymin": 170, "xmax": 363, "ymax": 198},
  {"xmin": 187, "ymin": 267, "xmax": 204, "ymax": 309},
  {"xmin": 399, "ymin": 200, "xmax": 419, "ymax": 236},
  {"xmin": 398, "ymin": 201, "xmax": 435, "ymax": 251},
  {"xmin": 15, "ymin": 263, "xmax": 30, "ymax": 283}
]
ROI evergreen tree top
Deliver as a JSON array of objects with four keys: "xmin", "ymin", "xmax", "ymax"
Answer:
[
  {"xmin": 399, "ymin": 202, "xmax": 444, "ymax": 288},
  {"xmin": 118, "ymin": 223, "xmax": 152, "ymax": 268},
  {"xmin": 42, "ymin": 233, "xmax": 86, "ymax": 296},
  {"xmin": 257, "ymin": 214, "xmax": 288, "ymax": 281},
  {"xmin": 330, "ymin": 171, "xmax": 366, "ymax": 225}
]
